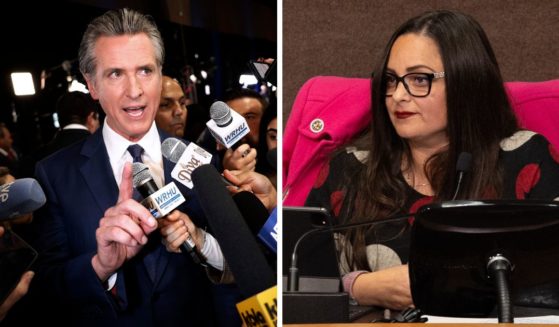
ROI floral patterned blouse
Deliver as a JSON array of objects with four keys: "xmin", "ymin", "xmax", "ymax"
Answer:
[{"xmin": 305, "ymin": 131, "xmax": 559, "ymax": 276}]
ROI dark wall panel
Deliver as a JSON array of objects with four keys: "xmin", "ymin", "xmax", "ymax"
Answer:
[{"xmin": 283, "ymin": 0, "xmax": 559, "ymax": 123}]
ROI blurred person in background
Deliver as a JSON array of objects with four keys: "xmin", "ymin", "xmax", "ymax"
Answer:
[
  {"xmin": 0, "ymin": 226, "xmax": 34, "ymax": 322},
  {"xmin": 0, "ymin": 167, "xmax": 35, "ymax": 323},
  {"xmin": 155, "ymin": 75, "xmax": 189, "ymax": 138},
  {"xmin": 20, "ymin": 91, "xmax": 100, "ymax": 178},
  {"xmin": 0, "ymin": 123, "xmax": 20, "ymax": 178},
  {"xmin": 256, "ymin": 98, "xmax": 277, "ymax": 188}
]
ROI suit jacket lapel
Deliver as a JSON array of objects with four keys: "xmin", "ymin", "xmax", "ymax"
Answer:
[
  {"xmin": 152, "ymin": 132, "xmax": 174, "ymax": 286},
  {"xmin": 79, "ymin": 130, "xmax": 119, "ymax": 213}
]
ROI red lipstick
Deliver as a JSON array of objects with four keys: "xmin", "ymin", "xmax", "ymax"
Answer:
[{"xmin": 395, "ymin": 111, "xmax": 416, "ymax": 119}]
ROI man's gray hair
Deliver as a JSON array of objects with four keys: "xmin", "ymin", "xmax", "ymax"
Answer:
[{"xmin": 78, "ymin": 8, "xmax": 164, "ymax": 79}]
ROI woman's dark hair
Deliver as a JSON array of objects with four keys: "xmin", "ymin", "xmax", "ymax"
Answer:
[{"xmin": 344, "ymin": 10, "xmax": 519, "ymax": 269}]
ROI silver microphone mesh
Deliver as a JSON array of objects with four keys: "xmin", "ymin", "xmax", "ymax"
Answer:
[
  {"xmin": 209, "ymin": 101, "xmax": 232, "ymax": 127},
  {"xmin": 131, "ymin": 162, "xmax": 151, "ymax": 187},
  {"xmin": 161, "ymin": 137, "xmax": 187, "ymax": 163}
]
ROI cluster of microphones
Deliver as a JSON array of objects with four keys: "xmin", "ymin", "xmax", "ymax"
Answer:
[{"xmin": 131, "ymin": 100, "xmax": 278, "ymax": 326}]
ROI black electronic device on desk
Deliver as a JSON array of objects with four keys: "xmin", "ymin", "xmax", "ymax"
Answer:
[
  {"xmin": 283, "ymin": 206, "xmax": 375, "ymax": 324},
  {"xmin": 409, "ymin": 200, "xmax": 559, "ymax": 323}
]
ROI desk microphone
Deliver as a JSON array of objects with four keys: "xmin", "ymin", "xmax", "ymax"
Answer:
[
  {"xmin": 283, "ymin": 207, "xmax": 414, "ymax": 324},
  {"xmin": 286, "ymin": 209, "xmax": 413, "ymax": 292},
  {"xmin": 451, "ymin": 152, "xmax": 472, "ymax": 200},
  {"xmin": 289, "ymin": 152, "xmax": 472, "ymax": 290}
]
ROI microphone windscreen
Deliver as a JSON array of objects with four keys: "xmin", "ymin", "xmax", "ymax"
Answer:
[
  {"xmin": 192, "ymin": 164, "xmax": 275, "ymax": 297},
  {"xmin": 131, "ymin": 162, "xmax": 151, "ymax": 188},
  {"xmin": 161, "ymin": 137, "xmax": 187, "ymax": 163},
  {"xmin": 266, "ymin": 148, "xmax": 277, "ymax": 170},
  {"xmin": 209, "ymin": 101, "xmax": 232, "ymax": 127},
  {"xmin": 233, "ymin": 191, "xmax": 270, "ymax": 235},
  {"xmin": 456, "ymin": 152, "xmax": 472, "ymax": 172},
  {"xmin": 0, "ymin": 178, "xmax": 46, "ymax": 221}
]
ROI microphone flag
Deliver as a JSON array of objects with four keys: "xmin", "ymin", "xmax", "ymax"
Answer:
[
  {"xmin": 170, "ymin": 142, "xmax": 213, "ymax": 189},
  {"xmin": 236, "ymin": 285, "xmax": 278, "ymax": 327}
]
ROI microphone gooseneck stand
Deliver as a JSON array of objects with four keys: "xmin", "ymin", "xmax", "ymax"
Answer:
[{"xmin": 487, "ymin": 254, "xmax": 514, "ymax": 323}]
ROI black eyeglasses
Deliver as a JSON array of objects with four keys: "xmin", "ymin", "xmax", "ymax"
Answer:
[{"xmin": 384, "ymin": 72, "xmax": 445, "ymax": 97}]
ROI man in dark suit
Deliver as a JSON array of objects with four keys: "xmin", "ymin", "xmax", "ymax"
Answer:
[
  {"xmin": 26, "ymin": 8, "xmax": 228, "ymax": 326},
  {"xmin": 43, "ymin": 91, "xmax": 100, "ymax": 155},
  {"xmin": 20, "ymin": 91, "xmax": 100, "ymax": 178}
]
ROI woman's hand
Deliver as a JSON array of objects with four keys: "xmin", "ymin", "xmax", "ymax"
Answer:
[{"xmin": 352, "ymin": 265, "xmax": 413, "ymax": 310}]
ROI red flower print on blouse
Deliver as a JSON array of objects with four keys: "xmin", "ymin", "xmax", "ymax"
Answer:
[
  {"xmin": 515, "ymin": 163, "xmax": 541, "ymax": 199},
  {"xmin": 549, "ymin": 144, "xmax": 559, "ymax": 164},
  {"xmin": 330, "ymin": 190, "xmax": 345, "ymax": 217},
  {"xmin": 408, "ymin": 196, "xmax": 434, "ymax": 224},
  {"xmin": 314, "ymin": 160, "xmax": 330, "ymax": 189}
]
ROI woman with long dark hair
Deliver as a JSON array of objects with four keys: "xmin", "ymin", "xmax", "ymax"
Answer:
[{"xmin": 306, "ymin": 10, "xmax": 559, "ymax": 310}]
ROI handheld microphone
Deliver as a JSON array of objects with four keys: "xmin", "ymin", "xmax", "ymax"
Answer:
[
  {"xmin": 161, "ymin": 137, "xmax": 213, "ymax": 189},
  {"xmin": 0, "ymin": 178, "xmax": 46, "ymax": 221},
  {"xmin": 206, "ymin": 101, "xmax": 250, "ymax": 149},
  {"xmin": 259, "ymin": 208, "xmax": 277, "ymax": 254},
  {"xmin": 451, "ymin": 152, "xmax": 472, "ymax": 200},
  {"xmin": 131, "ymin": 162, "xmax": 205, "ymax": 265},
  {"xmin": 191, "ymin": 164, "xmax": 275, "ymax": 296},
  {"xmin": 161, "ymin": 137, "xmax": 236, "ymax": 189},
  {"xmin": 233, "ymin": 191, "xmax": 277, "ymax": 254},
  {"xmin": 191, "ymin": 164, "xmax": 277, "ymax": 326},
  {"xmin": 286, "ymin": 208, "xmax": 413, "ymax": 292}
]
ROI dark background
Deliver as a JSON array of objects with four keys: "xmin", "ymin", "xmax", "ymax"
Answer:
[
  {"xmin": 1, "ymin": 0, "xmax": 276, "ymax": 158},
  {"xmin": 283, "ymin": 0, "xmax": 559, "ymax": 124}
]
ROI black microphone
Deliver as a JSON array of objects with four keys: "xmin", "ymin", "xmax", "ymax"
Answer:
[
  {"xmin": 451, "ymin": 152, "xmax": 472, "ymax": 200},
  {"xmin": 131, "ymin": 162, "xmax": 205, "ymax": 265},
  {"xmin": 233, "ymin": 191, "xmax": 277, "ymax": 256},
  {"xmin": 286, "ymin": 208, "xmax": 413, "ymax": 292},
  {"xmin": 191, "ymin": 164, "xmax": 275, "ymax": 298},
  {"xmin": 232, "ymin": 191, "xmax": 270, "ymax": 235},
  {"xmin": 0, "ymin": 178, "xmax": 46, "ymax": 221}
]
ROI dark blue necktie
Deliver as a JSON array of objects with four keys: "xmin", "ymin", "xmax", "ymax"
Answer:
[
  {"xmin": 127, "ymin": 144, "xmax": 144, "ymax": 201},
  {"xmin": 126, "ymin": 144, "xmax": 159, "ymax": 282},
  {"xmin": 127, "ymin": 144, "xmax": 144, "ymax": 202},
  {"xmin": 127, "ymin": 144, "xmax": 144, "ymax": 164}
]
